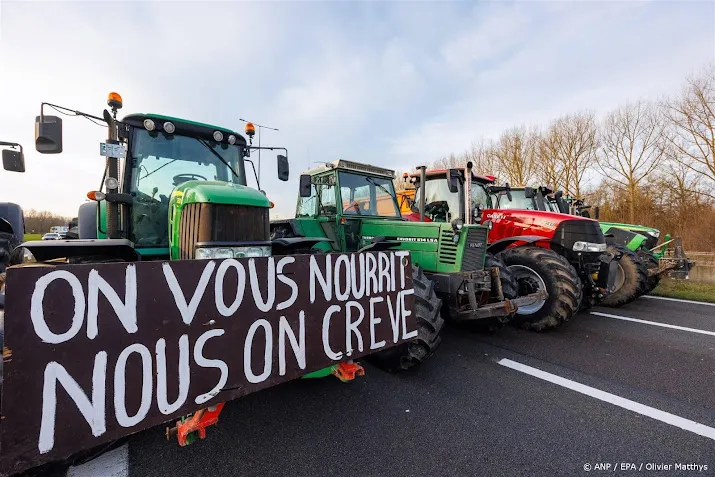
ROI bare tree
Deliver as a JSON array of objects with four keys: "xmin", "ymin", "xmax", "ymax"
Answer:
[
  {"xmin": 431, "ymin": 152, "xmax": 461, "ymax": 170},
  {"xmin": 535, "ymin": 127, "xmax": 565, "ymax": 190},
  {"xmin": 596, "ymin": 100, "xmax": 666, "ymax": 223},
  {"xmin": 663, "ymin": 62, "xmax": 715, "ymax": 185},
  {"xmin": 493, "ymin": 125, "xmax": 539, "ymax": 185},
  {"xmin": 545, "ymin": 111, "xmax": 598, "ymax": 197}
]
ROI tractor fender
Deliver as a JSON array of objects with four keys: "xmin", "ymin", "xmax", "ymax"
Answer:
[
  {"xmin": 487, "ymin": 235, "xmax": 550, "ymax": 255},
  {"xmin": 271, "ymin": 236, "xmax": 333, "ymax": 255},
  {"xmin": 602, "ymin": 227, "xmax": 645, "ymax": 251}
]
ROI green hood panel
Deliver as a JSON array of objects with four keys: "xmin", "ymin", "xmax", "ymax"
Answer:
[
  {"xmin": 175, "ymin": 180, "xmax": 271, "ymax": 208},
  {"xmin": 600, "ymin": 221, "xmax": 659, "ymax": 235}
]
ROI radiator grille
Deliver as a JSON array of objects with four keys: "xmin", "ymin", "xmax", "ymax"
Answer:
[
  {"xmin": 438, "ymin": 230, "xmax": 458, "ymax": 265},
  {"xmin": 461, "ymin": 226, "xmax": 487, "ymax": 271},
  {"xmin": 179, "ymin": 203, "xmax": 269, "ymax": 259}
]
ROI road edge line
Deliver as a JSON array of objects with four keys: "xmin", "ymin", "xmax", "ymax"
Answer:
[
  {"xmin": 642, "ymin": 295, "xmax": 715, "ymax": 307},
  {"xmin": 590, "ymin": 311, "xmax": 715, "ymax": 336},
  {"xmin": 497, "ymin": 358, "xmax": 715, "ymax": 441}
]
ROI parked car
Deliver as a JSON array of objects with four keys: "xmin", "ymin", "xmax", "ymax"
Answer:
[{"xmin": 41, "ymin": 232, "xmax": 61, "ymax": 240}]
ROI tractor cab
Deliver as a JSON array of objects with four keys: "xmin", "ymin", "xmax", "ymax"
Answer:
[{"xmin": 292, "ymin": 159, "xmax": 403, "ymax": 251}]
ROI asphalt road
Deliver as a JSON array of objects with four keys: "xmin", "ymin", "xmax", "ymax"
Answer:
[{"xmin": 24, "ymin": 295, "xmax": 715, "ymax": 477}]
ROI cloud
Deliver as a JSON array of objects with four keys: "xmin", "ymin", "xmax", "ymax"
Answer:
[
  {"xmin": 387, "ymin": 0, "xmax": 715, "ymax": 168},
  {"xmin": 0, "ymin": 0, "xmax": 712, "ymax": 224}
]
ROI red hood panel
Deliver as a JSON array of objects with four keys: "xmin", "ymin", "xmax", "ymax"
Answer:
[{"xmin": 480, "ymin": 208, "xmax": 589, "ymax": 242}]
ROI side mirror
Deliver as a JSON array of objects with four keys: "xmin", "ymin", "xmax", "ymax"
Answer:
[
  {"xmin": 2, "ymin": 146, "xmax": 25, "ymax": 173},
  {"xmin": 277, "ymin": 154, "xmax": 289, "ymax": 182},
  {"xmin": 504, "ymin": 182, "xmax": 512, "ymax": 202},
  {"xmin": 524, "ymin": 186, "xmax": 536, "ymax": 199},
  {"xmin": 35, "ymin": 115, "xmax": 63, "ymax": 154},
  {"xmin": 594, "ymin": 206, "xmax": 600, "ymax": 220},
  {"xmin": 299, "ymin": 174, "xmax": 312, "ymax": 198},
  {"xmin": 447, "ymin": 169, "xmax": 460, "ymax": 193}
]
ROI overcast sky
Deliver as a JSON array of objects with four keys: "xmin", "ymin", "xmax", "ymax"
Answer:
[{"xmin": 0, "ymin": 0, "xmax": 713, "ymax": 220}]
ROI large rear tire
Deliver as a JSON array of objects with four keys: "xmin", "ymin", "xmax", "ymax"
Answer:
[
  {"xmin": 637, "ymin": 249, "xmax": 661, "ymax": 294},
  {"xmin": 600, "ymin": 244, "xmax": 649, "ymax": 307},
  {"xmin": 364, "ymin": 265, "xmax": 444, "ymax": 372},
  {"xmin": 499, "ymin": 246, "xmax": 582, "ymax": 331}
]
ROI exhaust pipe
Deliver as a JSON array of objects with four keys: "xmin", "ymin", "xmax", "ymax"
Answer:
[{"xmin": 417, "ymin": 165, "xmax": 426, "ymax": 222}]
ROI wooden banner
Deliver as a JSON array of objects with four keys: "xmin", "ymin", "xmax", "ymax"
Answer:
[{"xmin": 0, "ymin": 251, "xmax": 416, "ymax": 475}]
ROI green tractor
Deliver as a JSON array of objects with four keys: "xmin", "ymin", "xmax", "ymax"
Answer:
[
  {"xmin": 270, "ymin": 160, "xmax": 548, "ymax": 369},
  {"xmin": 550, "ymin": 194, "xmax": 695, "ymax": 293},
  {"xmin": 1, "ymin": 94, "xmax": 420, "ymax": 466}
]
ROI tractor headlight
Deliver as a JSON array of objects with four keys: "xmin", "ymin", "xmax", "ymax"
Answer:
[
  {"xmin": 646, "ymin": 230, "xmax": 660, "ymax": 238},
  {"xmin": 573, "ymin": 241, "xmax": 607, "ymax": 252},
  {"xmin": 195, "ymin": 245, "xmax": 272, "ymax": 260},
  {"xmin": 451, "ymin": 218, "xmax": 464, "ymax": 232}
]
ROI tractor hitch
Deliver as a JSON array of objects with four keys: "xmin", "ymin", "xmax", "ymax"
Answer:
[
  {"xmin": 331, "ymin": 362, "xmax": 365, "ymax": 382},
  {"xmin": 166, "ymin": 403, "xmax": 226, "ymax": 447}
]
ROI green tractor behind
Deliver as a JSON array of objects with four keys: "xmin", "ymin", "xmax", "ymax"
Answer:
[
  {"xmin": 270, "ymin": 160, "xmax": 548, "ymax": 370},
  {"xmin": 550, "ymin": 194, "xmax": 695, "ymax": 293}
]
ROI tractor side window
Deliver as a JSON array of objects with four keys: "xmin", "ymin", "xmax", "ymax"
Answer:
[
  {"xmin": 296, "ymin": 185, "xmax": 318, "ymax": 217},
  {"xmin": 471, "ymin": 184, "xmax": 490, "ymax": 210}
]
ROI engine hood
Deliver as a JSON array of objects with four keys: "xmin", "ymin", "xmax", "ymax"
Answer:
[
  {"xmin": 482, "ymin": 208, "xmax": 594, "ymax": 233},
  {"xmin": 173, "ymin": 180, "xmax": 271, "ymax": 208}
]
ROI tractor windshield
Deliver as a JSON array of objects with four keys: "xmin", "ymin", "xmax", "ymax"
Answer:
[
  {"xmin": 414, "ymin": 178, "xmax": 460, "ymax": 222},
  {"xmin": 128, "ymin": 128, "xmax": 247, "ymax": 247},
  {"xmin": 338, "ymin": 172, "xmax": 400, "ymax": 217}
]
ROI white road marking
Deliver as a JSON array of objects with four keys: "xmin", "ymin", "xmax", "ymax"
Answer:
[
  {"xmin": 642, "ymin": 295, "xmax": 715, "ymax": 307},
  {"xmin": 67, "ymin": 443, "xmax": 129, "ymax": 477},
  {"xmin": 590, "ymin": 311, "xmax": 715, "ymax": 337},
  {"xmin": 498, "ymin": 358, "xmax": 715, "ymax": 441}
]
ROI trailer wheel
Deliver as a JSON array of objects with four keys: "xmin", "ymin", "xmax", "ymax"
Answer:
[
  {"xmin": 600, "ymin": 244, "xmax": 649, "ymax": 307},
  {"xmin": 637, "ymin": 249, "xmax": 661, "ymax": 293},
  {"xmin": 364, "ymin": 265, "xmax": 444, "ymax": 372},
  {"xmin": 499, "ymin": 246, "xmax": 582, "ymax": 331}
]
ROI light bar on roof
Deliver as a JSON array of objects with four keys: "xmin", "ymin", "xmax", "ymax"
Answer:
[{"xmin": 333, "ymin": 159, "xmax": 395, "ymax": 179}]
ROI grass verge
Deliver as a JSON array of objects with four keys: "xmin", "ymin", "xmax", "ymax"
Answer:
[
  {"xmin": 651, "ymin": 278, "xmax": 715, "ymax": 304},
  {"xmin": 23, "ymin": 234, "xmax": 42, "ymax": 241}
]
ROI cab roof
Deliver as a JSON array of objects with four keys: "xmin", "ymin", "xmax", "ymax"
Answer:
[
  {"xmin": 408, "ymin": 168, "xmax": 496, "ymax": 183},
  {"xmin": 122, "ymin": 114, "xmax": 248, "ymax": 145},
  {"xmin": 302, "ymin": 159, "xmax": 395, "ymax": 179}
]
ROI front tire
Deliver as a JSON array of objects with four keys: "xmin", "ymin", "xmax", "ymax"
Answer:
[
  {"xmin": 499, "ymin": 246, "xmax": 582, "ymax": 331},
  {"xmin": 364, "ymin": 265, "xmax": 444, "ymax": 372},
  {"xmin": 600, "ymin": 244, "xmax": 649, "ymax": 307}
]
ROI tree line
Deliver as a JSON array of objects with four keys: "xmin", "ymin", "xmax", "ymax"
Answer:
[
  {"xmin": 23, "ymin": 210, "xmax": 72, "ymax": 235},
  {"xmin": 424, "ymin": 62, "xmax": 715, "ymax": 252}
]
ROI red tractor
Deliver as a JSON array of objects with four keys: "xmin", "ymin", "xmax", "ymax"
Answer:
[{"xmin": 401, "ymin": 163, "xmax": 618, "ymax": 331}]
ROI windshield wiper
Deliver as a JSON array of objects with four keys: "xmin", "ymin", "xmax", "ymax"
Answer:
[
  {"xmin": 197, "ymin": 139, "xmax": 241, "ymax": 180},
  {"xmin": 365, "ymin": 177, "xmax": 394, "ymax": 197},
  {"xmin": 140, "ymin": 159, "xmax": 178, "ymax": 180}
]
